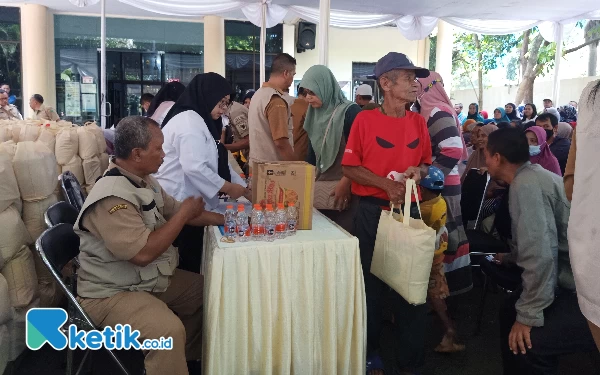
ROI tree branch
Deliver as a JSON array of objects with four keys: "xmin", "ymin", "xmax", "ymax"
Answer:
[
  {"xmin": 520, "ymin": 29, "xmax": 531, "ymax": 78},
  {"xmin": 564, "ymin": 37, "xmax": 600, "ymax": 55}
]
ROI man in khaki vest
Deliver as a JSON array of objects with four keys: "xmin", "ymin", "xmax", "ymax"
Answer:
[
  {"xmin": 0, "ymin": 89, "xmax": 22, "ymax": 120},
  {"xmin": 30, "ymin": 94, "xmax": 60, "ymax": 121},
  {"xmin": 248, "ymin": 53, "xmax": 296, "ymax": 166},
  {"xmin": 74, "ymin": 116, "xmax": 224, "ymax": 375}
]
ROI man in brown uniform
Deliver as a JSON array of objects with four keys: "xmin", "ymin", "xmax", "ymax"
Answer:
[
  {"xmin": 291, "ymin": 87, "xmax": 309, "ymax": 161},
  {"xmin": 29, "ymin": 94, "xmax": 60, "ymax": 121},
  {"xmin": 0, "ymin": 89, "xmax": 22, "ymax": 120},
  {"xmin": 74, "ymin": 116, "xmax": 224, "ymax": 375},
  {"xmin": 248, "ymin": 53, "xmax": 296, "ymax": 165}
]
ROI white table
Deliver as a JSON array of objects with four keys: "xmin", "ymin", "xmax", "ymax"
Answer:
[{"xmin": 202, "ymin": 210, "xmax": 366, "ymax": 374}]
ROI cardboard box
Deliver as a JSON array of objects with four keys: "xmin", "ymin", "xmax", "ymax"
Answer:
[{"xmin": 251, "ymin": 161, "xmax": 315, "ymax": 230}]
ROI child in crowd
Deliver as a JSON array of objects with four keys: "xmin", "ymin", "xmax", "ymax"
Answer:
[{"xmin": 420, "ymin": 166, "xmax": 465, "ymax": 353}]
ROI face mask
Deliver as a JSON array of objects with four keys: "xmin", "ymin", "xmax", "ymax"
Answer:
[
  {"xmin": 529, "ymin": 145, "xmax": 541, "ymax": 156},
  {"xmin": 545, "ymin": 129, "xmax": 554, "ymax": 139}
]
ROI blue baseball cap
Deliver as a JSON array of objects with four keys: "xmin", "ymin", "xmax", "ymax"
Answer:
[
  {"xmin": 420, "ymin": 166, "xmax": 445, "ymax": 191},
  {"xmin": 374, "ymin": 52, "xmax": 430, "ymax": 79}
]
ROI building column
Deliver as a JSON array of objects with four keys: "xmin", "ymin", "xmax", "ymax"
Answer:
[
  {"xmin": 203, "ymin": 15, "xmax": 225, "ymax": 76},
  {"xmin": 282, "ymin": 23, "xmax": 295, "ymax": 58},
  {"xmin": 435, "ymin": 20, "xmax": 454, "ymax": 96},
  {"xmin": 416, "ymin": 38, "xmax": 428, "ymax": 69},
  {"xmin": 21, "ymin": 4, "xmax": 52, "ymax": 118}
]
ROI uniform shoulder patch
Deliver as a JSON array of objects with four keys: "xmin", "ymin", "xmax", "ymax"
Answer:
[{"xmin": 108, "ymin": 204, "xmax": 128, "ymax": 214}]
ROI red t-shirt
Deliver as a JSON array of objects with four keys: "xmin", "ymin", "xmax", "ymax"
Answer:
[{"xmin": 342, "ymin": 109, "xmax": 432, "ymax": 201}]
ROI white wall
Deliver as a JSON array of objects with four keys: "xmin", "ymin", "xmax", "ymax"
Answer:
[
  {"xmin": 295, "ymin": 25, "xmax": 422, "ymax": 89},
  {"xmin": 452, "ymin": 76, "xmax": 600, "ymax": 113}
]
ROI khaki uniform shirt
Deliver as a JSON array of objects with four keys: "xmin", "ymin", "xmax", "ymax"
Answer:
[
  {"xmin": 34, "ymin": 104, "xmax": 60, "ymax": 121},
  {"xmin": 248, "ymin": 82, "xmax": 293, "ymax": 164},
  {"xmin": 0, "ymin": 104, "xmax": 23, "ymax": 120},
  {"xmin": 81, "ymin": 163, "xmax": 181, "ymax": 260},
  {"xmin": 291, "ymin": 98, "xmax": 309, "ymax": 161},
  {"xmin": 227, "ymin": 102, "xmax": 250, "ymax": 160}
]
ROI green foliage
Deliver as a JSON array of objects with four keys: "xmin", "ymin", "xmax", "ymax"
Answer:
[
  {"xmin": 454, "ymin": 33, "xmax": 518, "ymax": 74},
  {"xmin": 506, "ymin": 56, "xmax": 519, "ymax": 81},
  {"xmin": 0, "ymin": 22, "xmax": 21, "ymax": 92},
  {"xmin": 536, "ymin": 40, "xmax": 556, "ymax": 76},
  {"xmin": 429, "ymin": 36, "xmax": 437, "ymax": 71}
]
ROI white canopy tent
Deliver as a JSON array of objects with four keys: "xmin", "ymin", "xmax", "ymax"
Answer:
[{"xmin": 51, "ymin": 0, "xmax": 600, "ymax": 127}]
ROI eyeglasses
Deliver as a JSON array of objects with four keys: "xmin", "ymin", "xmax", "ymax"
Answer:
[{"xmin": 218, "ymin": 100, "xmax": 232, "ymax": 110}]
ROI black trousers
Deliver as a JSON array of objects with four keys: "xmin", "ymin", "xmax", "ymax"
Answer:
[
  {"xmin": 500, "ymin": 288, "xmax": 598, "ymax": 375},
  {"xmin": 355, "ymin": 198, "xmax": 427, "ymax": 372},
  {"xmin": 174, "ymin": 225, "xmax": 205, "ymax": 274}
]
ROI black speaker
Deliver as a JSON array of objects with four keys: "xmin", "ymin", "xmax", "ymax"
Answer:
[{"xmin": 296, "ymin": 22, "xmax": 316, "ymax": 53}]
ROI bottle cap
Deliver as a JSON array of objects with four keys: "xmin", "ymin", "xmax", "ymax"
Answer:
[
  {"xmin": 237, "ymin": 204, "xmax": 245, "ymax": 211},
  {"xmin": 240, "ymin": 174, "xmax": 246, "ymax": 178},
  {"xmin": 288, "ymin": 202, "xmax": 295, "ymax": 207},
  {"xmin": 277, "ymin": 203, "xmax": 284, "ymax": 209},
  {"xmin": 266, "ymin": 204, "xmax": 273, "ymax": 210},
  {"xmin": 226, "ymin": 205, "xmax": 233, "ymax": 209}
]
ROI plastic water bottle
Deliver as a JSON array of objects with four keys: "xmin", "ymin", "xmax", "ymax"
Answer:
[
  {"xmin": 275, "ymin": 203, "xmax": 287, "ymax": 239},
  {"xmin": 236, "ymin": 204, "xmax": 250, "ymax": 242},
  {"xmin": 224, "ymin": 205, "xmax": 237, "ymax": 241},
  {"xmin": 287, "ymin": 202, "xmax": 298, "ymax": 236},
  {"xmin": 264, "ymin": 204, "xmax": 276, "ymax": 242},
  {"xmin": 251, "ymin": 204, "xmax": 265, "ymax": 241},
  {"xmin": 247, "ymin": 173, "xmax": 252, "ymax": 187}
]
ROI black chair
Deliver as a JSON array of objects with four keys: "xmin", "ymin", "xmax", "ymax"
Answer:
[
  {"xmin": 61, "ymin": 171, "xmax": 86, "ymax": 212},
  {"xmin": 45, "ymin": 201, "xmax": 80, "ymax": 227},
  {"xmin": 35, "ymin": 224, "xmax": 133, "ymax": 375}
]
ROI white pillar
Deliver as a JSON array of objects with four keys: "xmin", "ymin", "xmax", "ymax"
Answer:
[
  {"xmin": 552, "ymin": 24, "xmax": 564, "ymax": 105},
  {"xmin": 416, "ymin": 39, "xmax": 428, "ymax": 69},
  {"xmin": 435, "ymin": 20, "xmax": 454, "ymax": 96},
  {"xmin": 203, "ymin": 16, "xmax": 226, "ymax": 76},
  {"xmin": 318, "ymin": 0, "xmax": 330, "ymax": 66},
  {"xmin": 282, "ymin": 23, "xmax": 296, "ymax": 58},
  {"xmin": 21, "ymin": 4, "xmax": 51, "ymax": 119}
]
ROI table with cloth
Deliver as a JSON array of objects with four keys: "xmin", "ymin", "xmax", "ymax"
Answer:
[{"xmin": 201, "ymin": 208, "xmax": 366, "ymax": 374}]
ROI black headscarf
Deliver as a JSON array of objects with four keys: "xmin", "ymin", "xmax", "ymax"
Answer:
[
  {"xmin": 505, "ymin": 103, "xmax": 520, "ymax": 120},
  {"xmin": 162, "ymin": 73, "xmax": 233, "ymax": 182},
  {"xmin": 146, "ymin": 81, "xmax": 185, "ymax": 118}
]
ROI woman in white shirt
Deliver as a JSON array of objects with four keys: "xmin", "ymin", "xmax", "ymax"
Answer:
[
  {"xmin": 155, "ymin": 73, "xmax": 249, "ymax": 272},
  {"xmin": 147, "ymin": 81, "xmax": 185, "ymax": 126}
]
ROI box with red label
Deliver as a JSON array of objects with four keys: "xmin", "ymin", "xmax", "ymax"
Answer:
[{"xmin": 251, "ymin": 161, "xmax": 315, "ymax": 230}]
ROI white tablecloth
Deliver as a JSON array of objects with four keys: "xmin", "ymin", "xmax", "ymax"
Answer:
[{"xmin": 202, "ymin": 210, "xmax": 366, "ymax": 374}]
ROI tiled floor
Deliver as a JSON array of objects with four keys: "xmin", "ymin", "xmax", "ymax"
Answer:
[{"xmin": 4, "ymin": 270, "xmax": 599, "ymax": 375}]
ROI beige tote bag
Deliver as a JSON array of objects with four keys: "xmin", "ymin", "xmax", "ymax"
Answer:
[{"xmin": 371, "ymin": 179, "xmax": 436, "ymax": 305}]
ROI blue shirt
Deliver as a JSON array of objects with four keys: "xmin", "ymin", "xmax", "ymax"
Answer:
[{"xmin": 8, "ymin": 95, "xmax": 16, "ymax": 105}]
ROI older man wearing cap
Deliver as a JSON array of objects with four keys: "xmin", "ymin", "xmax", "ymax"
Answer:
[{"xmin": 342, "ymin": 52, "xmax": 432, "ymax": 374}]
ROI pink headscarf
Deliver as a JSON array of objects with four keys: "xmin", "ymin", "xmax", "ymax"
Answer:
[
  {"xmin": 417, "ymin": 71, "xmax": 468, "ymax": 161},
  {"xmin": 526, "ymin": 126, "xmax": 562, "ymax": 176}
]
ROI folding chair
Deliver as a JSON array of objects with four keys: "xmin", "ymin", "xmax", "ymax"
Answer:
[
  {"xmin": 35, "ymin": 224, "xmax": 134, "ymax": 375},
  {"xmin": 44, "ymin": 201, "xmax": 80, "ymax": 227},
  {"xmin": 60, "ymin": 171, "xmax": 86, "ymax": 212}
]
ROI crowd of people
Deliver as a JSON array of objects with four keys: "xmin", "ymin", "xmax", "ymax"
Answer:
[{"xmin": 66, "ymin": 50, "xmax": 600, "ymax": 375}]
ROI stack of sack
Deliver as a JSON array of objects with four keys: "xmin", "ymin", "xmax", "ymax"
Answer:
[
  {"xmin": 0, "ymin": 147, "xmax": 39, "ymax": 369},
  {"xmin": 78, "ymin": 122, "xmax": 108, "ymax": 194}
]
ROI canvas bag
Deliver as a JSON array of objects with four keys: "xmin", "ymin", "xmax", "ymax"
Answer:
[
  {"xmin": 371, "ymin": 179, "xmax": 436, "ymax": 305},
  {"xmin": 313, "ymin": 105, "xmax": 341, "ymax": 210}
]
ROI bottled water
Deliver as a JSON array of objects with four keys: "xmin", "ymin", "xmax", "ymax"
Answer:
[
  {"xmin": 264, "ymin": 204, "xmax": 276, "ymax": 242},
  {"xmin": 287, "ymin": 202, "xmax": 298, "ymax": 236},
  {"xmin": 236, "ymin": 204, "xmax": 250, "ymax": 242},
  {"xmin": 251, "ymin": 204, "xmax": 265, "ymax": 241},
  {"xmin": 224, "ymin": 205, "xmax": 237, "ymax": 241},
  {"xmin": 247, "ymin": 173, "xmax": 252, "ymax": 188},
  {"xmin": 275, "ymin": 203, "xmax": 287, "ymax": 239}
]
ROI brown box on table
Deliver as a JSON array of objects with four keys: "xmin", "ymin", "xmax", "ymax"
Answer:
[{"xmin": 251, "ymin": 161, "xmax": 315, "ymax": 230}]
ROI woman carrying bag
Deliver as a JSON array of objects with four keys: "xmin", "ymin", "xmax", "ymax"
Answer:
[{"xmin": 300, "ymin": 65, "xmax": 361, "ymax": 233}]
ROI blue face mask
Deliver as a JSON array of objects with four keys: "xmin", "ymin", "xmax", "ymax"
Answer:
[{"xmin": 529, "ymin": 145, "xmax": 541, "ymax": 156}]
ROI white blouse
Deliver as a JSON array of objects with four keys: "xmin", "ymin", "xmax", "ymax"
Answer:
[
  {"xmin": 154, "ymin": 110, "xmax": 246, "ymax": 212},
  {"xmin": 568, "ymin": 80, "xmax": 600, "ymax": 327}
]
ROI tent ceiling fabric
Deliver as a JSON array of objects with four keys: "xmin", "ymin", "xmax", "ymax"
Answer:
[{"xmin": 111, "ymin": 0, "xmax": 600, "ymax": 40}]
